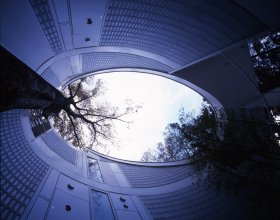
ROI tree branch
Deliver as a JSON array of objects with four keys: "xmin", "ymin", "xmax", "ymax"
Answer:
[
  {"xmin": 68, "ymin": 85, "xmax": 74, "ymax": 98},
  {"xmin": 75, "ymin": 92, "xmax": 96, "ymax": 104},
  {"xmin": 73, "ymin": 81, "xmax": 82, "ymax": 97},
  {"xmin": 66, "ymin": 111, "xmax": 81, "ymax": 147}
]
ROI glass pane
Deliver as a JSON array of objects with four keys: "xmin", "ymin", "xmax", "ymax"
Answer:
[
  {"xmin": 91, "ymin": 190, "xmax": 115, "ymax": 220},
  {"xmin": 88, "ymin": 158, "xmax": 103, "ymax": 182}
]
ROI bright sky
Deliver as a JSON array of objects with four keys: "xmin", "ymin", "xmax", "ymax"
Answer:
[{"xmin": 92, "ymin": 72, "xmax": 204, "ymax": 161}]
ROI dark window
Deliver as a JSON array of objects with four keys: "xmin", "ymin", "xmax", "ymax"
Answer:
[
  {"xmin": 91, "ymin": 190, "xmax": 115, "ymax": 220},
  {"xmin": 29, "ymin": 109, "xmax": 51, "ymax": 137},
  {"xmin": 248, "ymin": 31, "xmax": 280, "ymax": 92}
]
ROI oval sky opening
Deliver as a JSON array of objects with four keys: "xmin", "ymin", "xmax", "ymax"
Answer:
[{"xmin": 51, "ymin": 71, "xmax": 211, "ymax": 162}]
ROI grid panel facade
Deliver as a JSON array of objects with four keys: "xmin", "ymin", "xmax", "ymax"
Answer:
[
  {"xmin": 41, "ymin": 131, "xmax": 78, "ymax": 165},
  {"xmin": 118, "ymin": 163, "xmax": 193, "ymax": 188},
  {"xmin": 100, "ymin": 0, "xmax": 265, "ymax": 65},
  {"xmin": 29, "ymin": 0, "xmax": 64, "ymax": 55},
  {"xmin": 82, "ymin": 52, "xmax": 173, "ymax": 73},
  {"xmin": 0, "ymin": 110, "xmax": 49, "ymax": 220},
  {"xmin": 41, "ymin": 67, "xmax": 61, "ymax": 88},
  {"xmin": 140, "ymin": 185, "xmax": 248, "ymax": 219}
]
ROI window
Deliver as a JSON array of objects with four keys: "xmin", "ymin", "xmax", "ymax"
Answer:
[
  {"xmin": 88, "ymin": 158, "xmax": 103, "ymax": 182},
  {"xmin": 91, "ymin": 190, "xmax": 115, "ymax": 220},
  {"xmin": 29, "ymin": 109, "xmax": 51, "ymax": 137}
]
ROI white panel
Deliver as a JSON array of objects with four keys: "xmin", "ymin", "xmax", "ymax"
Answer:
[
  {"xmin": 0, "ymin": 0, "xmax": 54, "ymax": 70},
  {"xmin": 116, "ymin": 210, "xmax": 141, "ymax": 220},
  {"xmin": 28, "ymin": 197, "xmax": 49, "ymax": 220},
  {"xmin": 70, "ymin": 0, "xmax": 107, "ymax": 34},
  {"xmin": 108, "ymin": 163, "xmax": 131, "ymax": 187},
  {"xmin": 109, "ymin": 163, "xmax": 122, "ymax": 173},
  {"xmin": 114, "ymin": 173, "xmax": 131, "ymax": 187},
  {"xmin": 52, "ymin": 0, "xmax": 70, "ymax": 23},
  {"xmin": 70, "ymin": 0, "xmax": 107, "ymax": 47},
  {"xmin": 223, "ymin": 44, "xmax": 258, "ymax": 87},
  {"xmin": 51, "ymin": 57, "xmax": 73, "ymax": 82},
  {"xmin": 70, "ymin": 54, "xmax": 82, "ymax": 74},
  {"xmin": 60, "ymin": 23, "xmax": 74, "ymax": 50},
  {"xmin": 56, "ymin": 174, "xmax": 89, "ymax": 201},
  {"xmin": 73, "ymin": 34, "xmax": 99, "ymax": 48},
  {"xmin": 40, "ymin": 169, "xmax": 60, "ymax": 200},
  {"xmin": 98, "ymin": 161, "xmax": 119, "ymax": 186},
  {"xmin": 174, "ymin": 53, "xmax": 264, "ymax": 108},
  {"xmin": 110, "ymin": 193, "xmax": 137, "ymax": 211},
  {"xmin": 47, "ymin": 189, "xmax": 90, "ymax": 220}
]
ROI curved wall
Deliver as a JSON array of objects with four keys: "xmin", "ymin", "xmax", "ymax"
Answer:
[
  {"xmin": 1, "ymin": 0, "xmax": 279, "ymax": 219},
  {"xmin": 0, "ymin": 110, "xmax": 257, "ymax": 220},
  {"xmin": 0, "ymin": 110, "xmax": 50, "ymax": 220}
]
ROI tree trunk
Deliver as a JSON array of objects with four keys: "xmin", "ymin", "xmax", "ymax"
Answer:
[{"xmin": 0, "ymin": 46, "xmax": 67, "ymax": 114}]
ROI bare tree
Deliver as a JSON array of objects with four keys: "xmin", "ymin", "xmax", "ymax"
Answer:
[
  {"xmin": 1, "ymin": 46, "xmax": 138, "ymax": 150},
  {"xmin": 49, "ymin": 76, "xmax": 138, "ymax": 150}
]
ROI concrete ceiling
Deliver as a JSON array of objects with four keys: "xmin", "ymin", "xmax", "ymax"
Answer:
[
  {"xmin": 1, "ymin": 0, "xmax": 279, "ymax": 71},
  {"xmin": 1, "ymin": 0, "xmax": 279, "ymax": 109}
]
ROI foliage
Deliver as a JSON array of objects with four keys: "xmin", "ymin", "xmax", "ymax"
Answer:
[
  {"xmin": 141, "ymin": 101, "xmax": 216, "ymax": 162},
  {"xmin": 141, "ymin": 103, "xmax": 280, "ymax": 193}
]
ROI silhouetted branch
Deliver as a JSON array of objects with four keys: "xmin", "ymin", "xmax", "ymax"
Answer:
[
  {"xmin": 66, "ymin": 111, "xmax": 81, "ymax": 147},
  {"xmin": 73, "ymin": 81, "xmax": 82, "ymax": 97}
]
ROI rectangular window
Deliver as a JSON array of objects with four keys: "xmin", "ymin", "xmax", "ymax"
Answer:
[
  {"xmin": 91, "ymin": 190, "xmax": 115, "ymax": 220},
  {"xmin": 88, "ymin": 158, "xmax": 103, "ymax": 182},
  {"xmin": 248, "ymin": 31, "xmax": 280, "ymax": 92},
  {"xmin": 29, "ymin": 109, "xmax": 51, "ymax": 137}
]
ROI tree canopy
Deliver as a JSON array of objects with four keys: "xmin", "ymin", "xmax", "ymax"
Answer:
[
  {"xmin": 49, "ymin": 76, "xmax": 138, "ymax": 151},
  {"xmin": 141, "ymin": 101, "xmax": 217, "ymax": 162},
  {"xmin": 0, "ymin": 46, "xmax": 137, "ymax": 151},
  {"xmin": 143, "ymin": 104, "xmax": 279, "ymax": 209},
  {"xmin": 141, "ymin": 102, "xmax": 280, "ymax": 215}
]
